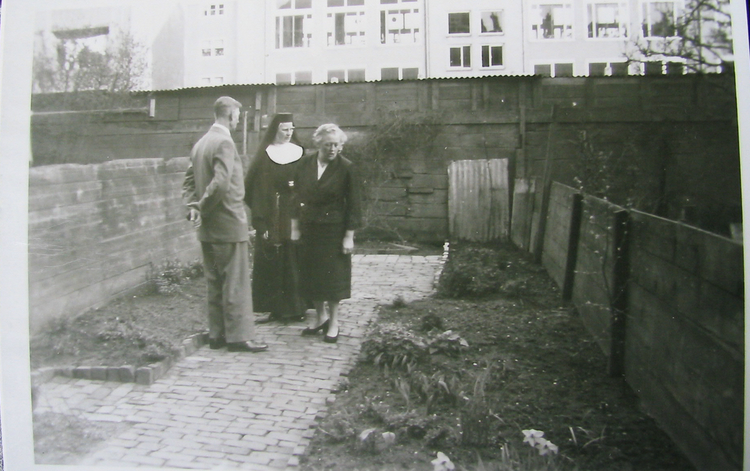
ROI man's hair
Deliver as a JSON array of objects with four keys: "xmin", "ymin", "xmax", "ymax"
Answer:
[{"xmin": 214, "ymin": 96, "xmax": 242, "ymax": 119}]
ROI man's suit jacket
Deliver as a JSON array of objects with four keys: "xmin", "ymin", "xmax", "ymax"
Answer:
[{"xmin": 183, "ymin": 124, "xmax": 248, "ymax": 243}]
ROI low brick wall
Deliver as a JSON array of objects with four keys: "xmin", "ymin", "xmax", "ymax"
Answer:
[
  {"xmin": 625, "ymin": 211, "xmax": 743, "ymax": 470},
  {"xmin": 28, "ymin": 157, "xmax": 201, "ymax": 333}
]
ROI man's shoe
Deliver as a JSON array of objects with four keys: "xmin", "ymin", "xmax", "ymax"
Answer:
[
  {"xmin": 227, "ymin": 340, "xmax": 269, "ymax": 353},
  {"xmin": 257, "ymin": 313, "xmax": 281, "ymax": 324},
  {"xmin": 209, "ymin": 337, "xmax": 226, "ymax": 349}
]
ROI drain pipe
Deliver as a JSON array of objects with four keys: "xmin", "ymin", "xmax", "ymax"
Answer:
[{"xmin": 423, "ymin": 0, "xmax": 430, "ymax": 78}]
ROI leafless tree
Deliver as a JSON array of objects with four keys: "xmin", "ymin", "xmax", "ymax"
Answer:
[
  {"xmin": 32, "ymin": 26, "xmax": 147, "ymax": 105},
  {"xmin": 626, "ymin": 0, "xmax": 733, "ymax": 74}
]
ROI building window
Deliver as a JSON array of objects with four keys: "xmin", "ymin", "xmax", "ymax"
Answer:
[
  {"xmin": 276, "ymin": 73, "xmax": 293, "ymax": 84},
  {"xmin": 201, "ymin": 39, "xmax": 225, "ymax": 57},
  {"xmin": 276, "ymin": 14, "xmax": 312, "ymax": 48},
  {"xmin": 380, "ymin": 67, "xmax": 418, "ymax": 80},
  {"xmin": 327, "ymin": 11, "xmax": 366, "ymax": 46},
  {"xmin": 328, "ymin": 0, "xmax": 364, "ymax": 5},
  {"xmin": 381, "ymin": 67, "xmax": 399, "ymax": 80},
  {"xmin": 449, "ymin": 46, "xmax": 471, "ymax": 68},
  {"xmin": 328, "ymin": 68, "xmax": 366, "ymax": 83},
  {"xmin": 588, "ymin": 61, "xmax": 629, "ymax": 75},
  {"xmin": 641, "ymin": 1, "xmax": 679, "ymax": 38},
  {"xmin": 534, "ymin": 63, "xmax": 574, "ymax": 76},
  {"xmin": 402, "ymin": 67, "xmax": 419, "ymax": 79},
  {"xmin": 642, "ymin": 60, "xmax": 685, "ymax": 75},
  {"xmin": 200, "ymin": 77, "xmax": 224, "ymax": 85},
  {"xmin": 530, "ymin": 3, "xmax": 574, "ymax": 40},
  {"xmin": 329, "ymin": 70, "xmax": 346, "ymax": 82},
  {"xmin": 348, "ymin": 69, "xmax": 366, "ymax": 81},
  {"xmin": 204, "ymin": 4, "xmax": 225, "ymax": 16},
  {"xmin": 276, "ymin": 71, "xmax": 313, "ymax": 85},
  {"xmin": 481, "ymin": 11, "xmax": 504, "ymax": 34},
  {"xmin": 587, "ymin": 2, "xmax": 627, "ymax": 38},
  {"xmin": 278, "ymin": 0, "xmax": 311, "ymax": 9},
  {"xmin": 380, "ymin": 2, "xmax": 420, "ymax": 44},
  {"xmin": 448, "ymin": 12, "xmax": 470, "ymax": 34},
  {"xmin": 481, "ymin": 45, "xmax": 503, "ymax": 68},
  {"xmin": 295, "ymin": 71, "xmax": 313, "ymax": 84}
]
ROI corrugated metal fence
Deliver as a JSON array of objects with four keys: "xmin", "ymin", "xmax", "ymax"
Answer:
[{"xmin": 448, "ymin": 159, "xmax": 510, "ymax": 242}]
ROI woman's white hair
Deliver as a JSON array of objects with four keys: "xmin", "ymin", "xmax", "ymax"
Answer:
[{"xmin": 312, "ymin": 123, "xmax": 348, "ymax": 146}]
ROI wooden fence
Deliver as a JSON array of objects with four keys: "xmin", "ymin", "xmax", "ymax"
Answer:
[
  {"xmin": 527, "ymin": 182, "xmax": 743, "ymax": 470},
  {"xmin": 447, "ymin": 159, "xmax": 510, "ymax": 242},
  {"xmin": 446, "ymin": 169, "xmax": 743, "ymax": 468}
]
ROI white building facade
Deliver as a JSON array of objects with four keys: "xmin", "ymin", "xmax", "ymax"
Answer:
[{"xmin": 147, "ymin": 0, "xmax": 731, "ymax": 90}]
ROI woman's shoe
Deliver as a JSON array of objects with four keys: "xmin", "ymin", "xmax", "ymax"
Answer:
[
  {"xmin": 323, "ymin": 326, "xmax": 339, "ymax": 343},
  {"xmin": 301, "ymin": 319, "xmax": 329, "ymax": 336},
  {"xmin": 323, "ymin": 332, "xmax": 339, "ymax": 343}
]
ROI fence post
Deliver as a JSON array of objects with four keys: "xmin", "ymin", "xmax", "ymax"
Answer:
[
  {"xmin": 562, "ymin": 192, "xmax": 583, "ymax": 300},
  {"xmin": 532, "ymin": 118, "xmax": 556, "ymax": 261},
  {"xmin": 608, "ymin": 209, "xmax": 630, "ymax": 377}
]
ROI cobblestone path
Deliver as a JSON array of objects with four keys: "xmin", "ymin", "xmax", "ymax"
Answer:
[{"xmin": 34, "ymin": 254, "xmax": 443, "ymax": 469}]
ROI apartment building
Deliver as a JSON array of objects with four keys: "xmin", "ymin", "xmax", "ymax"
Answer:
[{"xmin": 148, "ymin": 0, "xmax": 733, "ymax": 89}]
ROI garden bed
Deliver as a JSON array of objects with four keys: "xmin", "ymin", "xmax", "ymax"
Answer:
[{"xmin": 299, "ymin": 242, "xmax": 695, "ymax": 470}]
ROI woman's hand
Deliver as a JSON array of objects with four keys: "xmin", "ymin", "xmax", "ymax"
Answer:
[{"xmin": 342, "ymin": 231, "xmax": 354, "ymax": 254}]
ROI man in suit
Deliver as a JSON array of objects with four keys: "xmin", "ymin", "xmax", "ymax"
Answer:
[{"xmin": 183, "ymin": 96, "xmax": 268, "ymax": 353}]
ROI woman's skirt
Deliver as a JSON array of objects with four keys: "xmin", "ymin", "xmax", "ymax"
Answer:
[
  {"xmin": 252, "ymin": 237, "xmax": 305, "ymax": 319},
  {"xmin": 299, "ymin": 223, "xmax": 351, "ymax": 301}
]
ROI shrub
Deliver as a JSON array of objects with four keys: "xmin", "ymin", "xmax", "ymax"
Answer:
[{"xmin": 438, "ymin": 246, "xmax": 505, "ymax": 298}]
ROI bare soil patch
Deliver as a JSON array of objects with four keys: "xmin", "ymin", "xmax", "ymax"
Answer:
[
  {"xmin": 300, "ymin": 242, "xmax": 694, "ymax": 471},
  {"xmin": 30, "ymin": 278, "xmax": 207, "ymax": 371}
]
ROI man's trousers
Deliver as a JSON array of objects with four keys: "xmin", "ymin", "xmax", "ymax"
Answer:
[{"xmin": 201, "ymin": 241, "xmax": 254, "ymax": 343}]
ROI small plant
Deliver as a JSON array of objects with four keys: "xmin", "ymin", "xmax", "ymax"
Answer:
[
  {"xmin": 420, "ymin": 312, "xmax": 444, "ymax": 332},
  {"xmin": 427, "ymin": 330, "xmax": 469, "ymax": 355},
  {"xmin": 360, "ymin": 323, "xmax": 429, "ymax": 368},
  {"xmin": 319, "ymin": 410, "xmax": 357, "ymax": 443},
  {"xmin": 147, "ymin": 258, "xmax": 203, "ymax": 294},
  {"xmin": 438, "ymin": 246, "xmax": 506, "ymax": 298},
  {"xmin": 390, "ymin": 295, "xmax": 407, "ymax": 309},
  {"xmin": 139, "ymin": 343, "xmax": 170, "ymax": 363},
  {"xmin": 522, "ymin": 429, "xmax": 559, "ymax": 456},
  {"xmin": 431, "ymin": 451, "xmax": 456, "ymax": 471}
]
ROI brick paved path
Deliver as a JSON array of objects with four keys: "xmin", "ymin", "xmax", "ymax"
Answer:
[{"xmin": 34, "ymin": 254, "xmax": 443, "ymax": 469}]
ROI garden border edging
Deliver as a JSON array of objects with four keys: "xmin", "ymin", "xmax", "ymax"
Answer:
[{"xmin": 31, "ymin": 332, "xmax": 209, "ymax": 387}]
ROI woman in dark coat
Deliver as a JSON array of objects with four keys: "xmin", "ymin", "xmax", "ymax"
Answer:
[
  {"xmin": 244, "ymin": 113, "xmax": 306, "ymax": 323},
  {"xmin": 291, "ymin": 123, "xmax": 362, "ymax": 343}
]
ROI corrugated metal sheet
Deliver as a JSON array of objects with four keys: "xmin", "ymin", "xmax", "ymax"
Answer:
[{"xmin": 448, "ymin": 158, "xmax": 510, "ymax": 242}]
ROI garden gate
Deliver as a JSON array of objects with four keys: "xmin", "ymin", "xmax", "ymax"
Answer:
[{"xmin": 447, "ymin": 159, "xmax": 510, "ymax": 242}]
